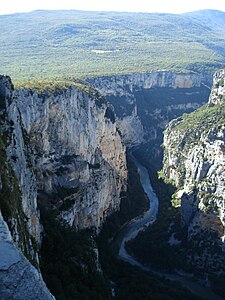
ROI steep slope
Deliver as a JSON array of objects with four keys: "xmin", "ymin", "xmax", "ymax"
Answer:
[
  {"xmin": 0, "ymin": 76, "xmax": 41, "ymax": 263},
  {"xmin": 0, "ymin": 75, "xmax": 127, "ymax": 298},
  {"xmin": 0, "ymin": 77, "xmax": 54, "ymax": 298},
  {"xmin": 162, "ymin": 69, "xmax": 225, "ymax": 274},
  {"xmin": 15, "ymin": 83, "xmax": 127, "ymax": 230},
  {"xmin": 184, "ymin": 10, "xmax": 225, "ymax": 33}
]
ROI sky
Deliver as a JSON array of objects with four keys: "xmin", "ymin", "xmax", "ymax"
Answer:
[{"xmin": 0, "ymin": 0, "xmax": 225, "ymax": 15}]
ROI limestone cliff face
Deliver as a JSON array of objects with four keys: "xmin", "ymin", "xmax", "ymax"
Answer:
[
  {"xmin": 88, "ymin": 72, "xmax": 211, "ymax": 93},
  {"xmin": 208, "ymin": 69, "xmax": 225, "ymax": 105},
  {"xmin": 0, "ymin": 76, "xmax": 127, "ymax": 297},
  {"xmin": 87, "ymin": 71, "xmax": 212, "ymax": 148},
  {"xmin": 162, "ymin": 69, "xmax": 225, "ymax": 272},
  {"xmin": 0, "ymin": 76, "xmax": 53, "ymax": 299},
  {"xmin": 16, "ymin": 84, "xmax": 127, "ymax": 230},
  {"xmin": 0, "ymin": 76, "xmax": 41, "ymax": 261}
]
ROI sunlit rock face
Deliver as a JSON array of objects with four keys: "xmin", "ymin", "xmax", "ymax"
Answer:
[
  {"xmin": 16, "ymin": 85, "xmax": 127, "ymax": 231},
  {"xmin": 88, "ymin": 72, "xmax": 211, "ymax": 93},
  {"xmin": 1, "ymin": 74, "xmax": 127, "ymax": 243},
  {"xmin": 162, "ymin": 69, "xmax": 225, "ymax": 273}
]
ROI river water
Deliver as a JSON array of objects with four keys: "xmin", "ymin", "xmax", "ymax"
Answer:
[{"xmin": 117, "ymin": 153, "xmax": 222, "ymax": 300}]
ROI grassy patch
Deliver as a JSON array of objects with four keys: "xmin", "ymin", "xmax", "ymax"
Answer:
[{"xmin": 15, "ymin": 79, "xmax": 105, "ymax": 103}]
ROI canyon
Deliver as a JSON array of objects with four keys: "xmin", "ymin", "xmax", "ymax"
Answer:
[
  {"xmin": 89, "ymin": 71, "xmax": 212, "ymax": 173},
  {"xmin": 0, "ymin": 69, "xmax": 224, "ymax": 299}
]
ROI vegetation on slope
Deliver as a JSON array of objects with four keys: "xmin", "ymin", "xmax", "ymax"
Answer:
[
  {"xmin": 40, "ymin": 153, "xmax": 197, "ymax": 299},
  {"xmin": 14, "ymin": 79, "xmax": 105, "ymax": 107},
  {"xmin": 125, "ymin": 153, "xmax": 225, "ymax": 298},
  {"xmin": 39, "ymin": 153, "xmax": 149, "ymax": 300},
  {"xmin": 166, "ymin": 101, "xmax": 225, "ymax": 162},
  {"xmin": 98, "ymin": 154, "xmax": 200, "ymax": 299},
  {"xmin": 40, "ymin": 210, "xmax": 111, "ymax": 300},
  {"xmin": 171, "ymin": 102, "xmax": 225, "ymax": 133},
  {"xmin": 14, "ymin": 79, "xmax": 97, "ymax": 96},
  {"xmin": 0, "ymin": 10, "xmax": 225, "ymax": 84},
  {"xmin": 125, "ymin": 90, "xmax": 225, "ymax": 297}
]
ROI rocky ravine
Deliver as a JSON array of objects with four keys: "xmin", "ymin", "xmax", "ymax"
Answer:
[
  {"xmin": 0, "ymin": 70, "xmax": 217, "ymax": 298},
  {"xmin": 162, "ymin": 69, "xmax": 225, "ymax": 274},
  {"xmin": 0, "ymin": 76, "xmax": 127, "ymax": 299}
]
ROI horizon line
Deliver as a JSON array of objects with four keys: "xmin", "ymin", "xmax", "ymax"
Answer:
[{"xmin": 0, "ymin": 7, "xmax": 225, "ymax": 16}]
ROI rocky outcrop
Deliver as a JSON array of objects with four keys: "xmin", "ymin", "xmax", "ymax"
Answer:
[
  {"xmin": 117, "ymin": 115, "xmax": 144, "ymax": 147},
  {"xmin": 162, "ymin": 69, "xmax": 225, "ymax": 273},
  {"xmin": 0, "ymin": 74, "xmax": 128, "ymax": 298},
  {"xmin": 0, "ymin": 212, "xmax": 55, "ymax": 300},
  {"xmin": 208, "ymin": 69, "xmax": 225, "ymax": 105},
  {"xmin": 15, "ymin": 83, "xmax": 127, "ymax": 230}
]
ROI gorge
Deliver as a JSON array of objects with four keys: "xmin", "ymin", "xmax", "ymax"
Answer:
[
  {"xmin": 1, "ymin": 68, "xmax": 224, "ymax": 299},
  {"xmin": 125, "ymin": 69, "xmax": 225, "ymax": 298},
  {"xmin": 0, "ymin": 10, "xmax": 225, "ymax": 298}
]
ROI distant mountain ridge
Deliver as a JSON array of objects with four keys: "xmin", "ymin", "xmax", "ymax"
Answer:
[
  {"xmin": 0, "ymin": 9, "xmax": 224, "ymax": 83},
  {"xmin": 183, "ymin": 9, "xmax": 225, "ymax": 31}
]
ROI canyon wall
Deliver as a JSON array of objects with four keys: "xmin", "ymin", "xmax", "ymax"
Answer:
[
  {"xmin": 0, "ymin": 76, "xmax": 41, "ymax": 262},
  {"xmin": 88, "ymin": 72, "xmax": 212, "ymax": 94},
  {"xmin": 0, "ymin": 77, "xmax": 54, "ymax": 298},
  {"xmin": 16, "ymin": 84, "xmax": 127, "ymax": 230},
  {"xmin": 88, "ymin": 72, "xmax": 212, "ymax": 150},
  {"xmin": 0, "ymin": 70, "xmax": 217, "ymax": 297},
  {"xmin": 0, "ymin": 76, "xmax": 127, "ymax": 298},
  {"xmin": 162, "ymin": 69, "xmax": 225, "ymax": 273}
]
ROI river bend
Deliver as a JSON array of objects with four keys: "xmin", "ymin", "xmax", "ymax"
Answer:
[{"xmin": 118, "ymin": 153, "xmax": 222, "ymax": 300}]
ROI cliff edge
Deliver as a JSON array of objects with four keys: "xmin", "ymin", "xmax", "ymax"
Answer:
[{"xmin": 162, "ymin": 69, "xmax": 225, "ymax": 274}]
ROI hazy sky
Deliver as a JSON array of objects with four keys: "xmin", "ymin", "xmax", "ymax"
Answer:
[{"xmin": 0, "ymin": 0, "xmax": 225, "ymax": 15}]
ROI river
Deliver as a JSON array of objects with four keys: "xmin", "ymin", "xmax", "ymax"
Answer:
[{"xmin": 117, "ymin": 153, "xmax": 222, "ymax": 300}]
